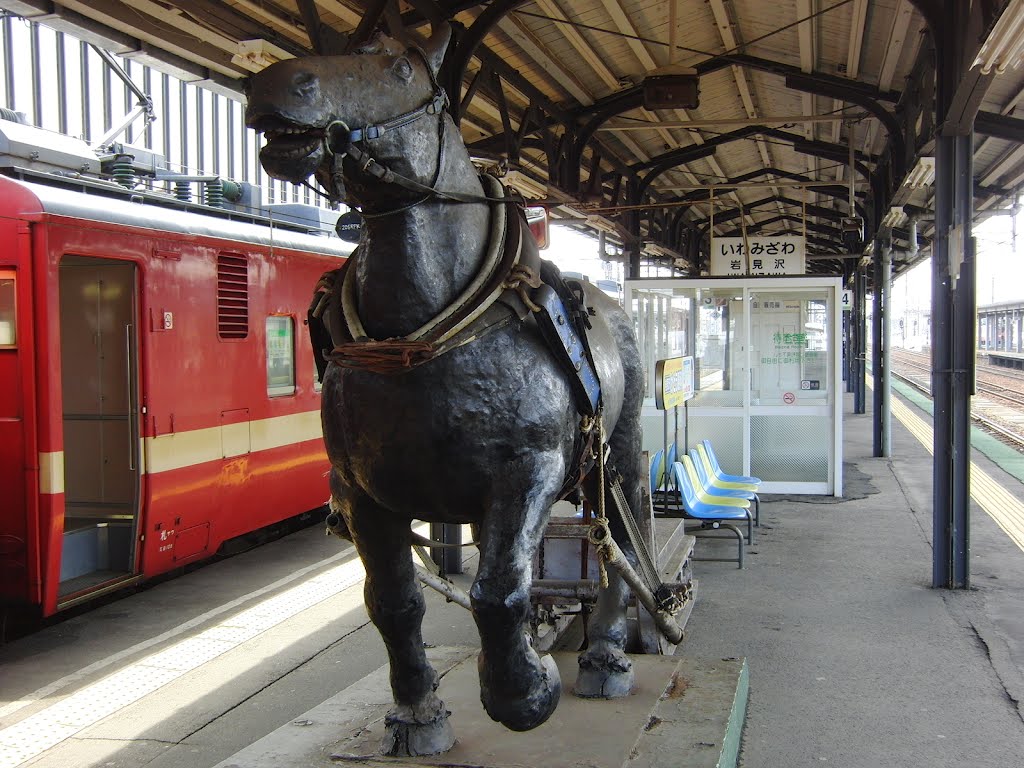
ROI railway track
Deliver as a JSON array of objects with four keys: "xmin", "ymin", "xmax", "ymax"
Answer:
[{"xmin": 887, "ymin": 348, "xmax": 1024, "ymax": 451}]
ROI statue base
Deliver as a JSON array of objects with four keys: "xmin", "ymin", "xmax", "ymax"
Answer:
[{"xmin": 213, "ymin": 646, "xmax": 748, "ymax": 768}]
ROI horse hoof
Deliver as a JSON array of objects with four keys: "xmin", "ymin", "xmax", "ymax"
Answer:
[
  {"xmin": 574, "ymin": 648, "xmax": 634, "ymax": 698},
  {"xmin": 481, "ymin": 652, "xmax": 562, "ymax": 731},
  {"xmin": 381, "ymin": 702, "xmax": 455, "ymax": 757}
]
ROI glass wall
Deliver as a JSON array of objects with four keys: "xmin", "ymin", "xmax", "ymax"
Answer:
[{"xmin": 626, "ymin": 277, "xmax": 843, "ymax": 496}]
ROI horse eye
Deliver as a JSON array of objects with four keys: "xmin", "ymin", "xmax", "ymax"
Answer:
[{"xmin": 392, "ymin": 57, "xmax": 414, "ymax": 81}]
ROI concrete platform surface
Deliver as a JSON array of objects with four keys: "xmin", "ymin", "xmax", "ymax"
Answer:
[
  {"xmin": 679, "ymin": 389, "xmax": 1024, "ymax": 767},
  {"xmin": 212, "ymin": 648, "xmax": 748, "ymax": 768},
  {"xmin": 2, "ymin": 386, "xmax": 1023, "ymax": 768}
]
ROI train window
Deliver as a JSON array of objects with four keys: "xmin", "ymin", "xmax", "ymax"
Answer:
[
  {"xmin": 217, "ymin": 253, "xmax": 249, "ymax": 339},
  {"xmin": 266, "ymin": 315, "xmax": 296, "ymax": 397},
  {"xmin": 0, "ymin": 270, "xmax": 15, "ymax": 346}
]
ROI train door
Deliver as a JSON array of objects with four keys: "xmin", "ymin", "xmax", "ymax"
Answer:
[
  {"xmin": 57, "ymin": 256, "xmax": 141, "ymax": 600},
  {"xmin": 0, "ymin": 258, "xmax": 31, "ymax": 605}
]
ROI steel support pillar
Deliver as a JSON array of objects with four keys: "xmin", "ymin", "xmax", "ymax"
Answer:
[
  {"xmin": 845, "ymin": 308, "xmax": 854, "ymax": 393},
  {"xmin": 844, "ymin": 264, "xmax": 855, "ymax": 393},
  {"xmin": 430, "ymin": 523, "xmax": 464, "ymax": 576},
  {"xmin": 626, "ymin": 175, "xmax": 642, "ymax": 279},
  {"xmin": 854, "ymin": 264, "xmax": 867, "ymax": 414},
  {"xmin": 882, "ymin": 245, "xmax": 892, "ymax": 457},
  {"xmin": 872, "ymin": 241, "xmax": 884, "ymax": 456},
  {"xmin": 932, "ymin": 135, "xmax": 958, "ymax": 585},
  {"xmin": 950, "ymin": 132, "xmax": 976, "ymax": 589},
  {"xmin": 930, "ymin": 0, "xmax": 977, "ymax": 589}
]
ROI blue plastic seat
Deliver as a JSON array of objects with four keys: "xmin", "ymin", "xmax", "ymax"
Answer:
[
  {"xmin": 649, "ymin": 449, "xmax": 665, "ymax": 493},
  {"xmin": 677, "ymin": 455, "xmax": 753, "ymax": 544},
  {"xmin": 701, "ymin": 440, "xmax": 761, "ymax": 486},
  {"xmin": 690, "ymin": 449, "xmax": 759, "ymax": 532},
  {"xmin": 670, "ymin": 457, "xmax": 751, "ymax": 568},
  {"xmin": 665, "ymin": 443, "xmax": 677, "ymax": 480}
]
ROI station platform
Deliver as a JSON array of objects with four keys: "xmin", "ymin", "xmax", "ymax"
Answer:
[
  {"xmin": 986, "ymin": 350, "xmax": 1024, "ymax": 369},
  {"xmin": 1, "ymin": 385, "xmax": 1023, "ymax": 768}
]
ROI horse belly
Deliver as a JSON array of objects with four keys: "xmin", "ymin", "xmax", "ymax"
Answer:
[{"xmin": 321, "ymin": 337, "xmax": 578, "ymax": 522}]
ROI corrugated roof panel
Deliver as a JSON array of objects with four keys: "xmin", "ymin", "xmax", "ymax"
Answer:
[
  {"xmin": 735, "ymin": 0, "xmax": 805, "ymax": 69},
  {"xmin": 982, "ymin": 76, "xmax": 1024, "ymax": 117},
  {"xmin": 749, "ymin": 70, "xmax": 806, "ymax": 114},
  {"xmin": 974, "ymin": 138, "xmax": 1014, "ymax": 181},
  {"xmin": 858, "ymin": 0, "xmax": 912, "ymax": 84}
]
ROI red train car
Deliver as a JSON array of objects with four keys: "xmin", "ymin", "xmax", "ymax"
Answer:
[{"xmin": 0, "ymin": 172, "xmax": 351, "ymax": 618}]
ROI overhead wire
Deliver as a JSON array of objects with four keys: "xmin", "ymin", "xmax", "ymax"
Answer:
[{"xmin": 511, "ymin": 0, "xmax": 855, "ymax": 66}]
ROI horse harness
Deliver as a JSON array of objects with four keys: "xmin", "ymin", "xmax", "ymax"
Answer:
[
  {"xmin": 318, "ymin": 46, "xmax": 516, "ymax": 213},
  {"xmin": 309, "ymin": 176, "xmax": 602, "ymax": 501},
  {"xmin": 308, "ymin": 73, "xmax": 676, "ymax": 610}
]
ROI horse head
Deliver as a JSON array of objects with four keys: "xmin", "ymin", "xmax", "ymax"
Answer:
[{"xmin": 244, "ymin": 28, "xmax": 451, "ymax": 202}]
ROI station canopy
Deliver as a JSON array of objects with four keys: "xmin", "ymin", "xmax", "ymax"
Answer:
[{"xmin": 4, "ymin": 0, "xmax": 1024, "ymax": 278}]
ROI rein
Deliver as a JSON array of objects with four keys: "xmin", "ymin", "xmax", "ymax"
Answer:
[{"xmin": 319, "ymin": 53, "xmax": 524, "ymax": 213}]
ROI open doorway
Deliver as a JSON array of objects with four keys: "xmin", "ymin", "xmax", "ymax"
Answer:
[{"xmin": 58, "ymin": 256, "xmax": 141, "ymax": 600}]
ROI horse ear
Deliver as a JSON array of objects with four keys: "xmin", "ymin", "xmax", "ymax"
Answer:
[{"xmin": 419, "ymin": 22, "xmax": 451, "ymax": 77}]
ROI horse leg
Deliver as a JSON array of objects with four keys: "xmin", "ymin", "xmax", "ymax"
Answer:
[
  {"xmin": 341, "ymin": 490, "xmax": 455, "ymax": 756},
  {"xmin": 576, "ymin": 422, "xmax": 645, "ymax": 698},
  {"xmin": 574, "ymin": 481, "xmax": 637, "ymax": 698},
  {"xmin": 471, "ymin": 477, "xmax": 562, "ymax": 731}
]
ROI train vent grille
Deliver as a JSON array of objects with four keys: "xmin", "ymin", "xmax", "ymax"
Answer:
[{"xmin": 217, "ymin": 253, "xmax": 249, "ymax": 339}]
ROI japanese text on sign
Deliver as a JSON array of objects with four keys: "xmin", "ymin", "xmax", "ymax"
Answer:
[
  {"xmin": 655, "ymin": 356, "xmax": 694, "ymax": 410},
  {"xmin": 761, "ymin": 331, "xmax": 807, "ymax": 366},
  {"xmin": 709, "ymin": 236, "xmax": 807, "ymax": 276}
]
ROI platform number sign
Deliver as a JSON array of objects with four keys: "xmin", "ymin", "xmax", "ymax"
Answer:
[{"xmin": 841, "ymin": 289, "xmax": 853, "ymax": 312}]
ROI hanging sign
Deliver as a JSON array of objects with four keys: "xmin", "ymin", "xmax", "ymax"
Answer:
[
  {"xmin": 335, "ymin": 210, "xmax": 363, "ymax": 243},
  {"xmin": 655, "ymin": 355, "xmax": 694, "ymax": 410},
  {"xmin": 709, "ymin": 236, "xmax": 806, "ymax": 276}
]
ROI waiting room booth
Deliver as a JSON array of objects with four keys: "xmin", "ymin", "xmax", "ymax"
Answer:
[{"xmin": 625, "ymin": 277, "xmax": 843, "ymax": 496}]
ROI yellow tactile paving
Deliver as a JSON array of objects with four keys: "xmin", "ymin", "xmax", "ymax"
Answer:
[{"xmin": 889, "ymin": 395, "xmax": 1024, "ymax": 553}]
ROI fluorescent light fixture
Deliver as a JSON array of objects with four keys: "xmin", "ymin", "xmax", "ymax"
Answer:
[
  {"xmin": 905, "ymin": 156, "xmax": 935, "ymax": 188},
  {"xmin": 232, "ymin": 39, "xmax": 295, "ymax": 73},
  {"xmin": 881, "ymin": 206, "xmax": 907, "ymax": 228},
  {"xmin": 502, "ymin": 170, "xmax": 548, "ymax": 199},
  {"xmin": 586, "ymin": 215, "xmax": 620, "ymax": 235},
  {"xmin": 973, "ymin": 0, "xmax": 1024, "ymax": 74}
]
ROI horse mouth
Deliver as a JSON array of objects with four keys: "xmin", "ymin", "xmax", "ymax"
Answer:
[
  {"xmin": 250, "ymin": 117, "xmax": 326, "ymax": 182},
  {"xmin": 256, "ymin": 119, "xmax": 324, "ymax": 157}
]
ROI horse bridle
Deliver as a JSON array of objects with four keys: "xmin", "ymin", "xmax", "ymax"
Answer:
[{"xmin": 319, "ymin": 48, "xmax": 518, "ymax": 216}]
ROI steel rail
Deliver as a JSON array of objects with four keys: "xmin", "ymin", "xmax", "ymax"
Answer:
[{"xmin": 890, "ymin": 370, "xmax": 1024, "ymax": 451}]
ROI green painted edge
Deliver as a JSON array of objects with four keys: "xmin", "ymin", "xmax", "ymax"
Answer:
[
  {"xmin": 888, "ymin": 377, "xmax": 1024, "ymax": 484},
  {"xmin": 717, "ymin": 658, "xmax": 750, "ymax": 768}
]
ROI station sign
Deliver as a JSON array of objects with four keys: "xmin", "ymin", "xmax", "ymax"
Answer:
[
  {"xmin": 709, "ymin": 236, "xmax": 806, "ymax": 276},
  {"xmin": 655, "ymin": 355, "xmax": 694, "ymax": 410}
]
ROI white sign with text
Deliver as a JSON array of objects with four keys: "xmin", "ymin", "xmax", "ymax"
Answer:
[{"xmin": 709, "ymin": 236, "xmax": 807, "ymax": 276}]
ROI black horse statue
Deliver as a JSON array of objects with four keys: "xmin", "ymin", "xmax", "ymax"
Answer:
[{"xmin": 245, "ymin": 25, "xmax": 647, "ymax": 757}]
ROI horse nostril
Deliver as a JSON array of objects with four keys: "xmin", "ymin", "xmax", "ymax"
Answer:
[{"xmin": 293, "ymin": 71, "xmax": 320, "ymax": 99}]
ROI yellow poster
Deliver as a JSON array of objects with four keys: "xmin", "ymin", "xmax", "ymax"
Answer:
[{"xmin": 655, "ymin": 356, "xmax": 694, "ymax": 410}]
